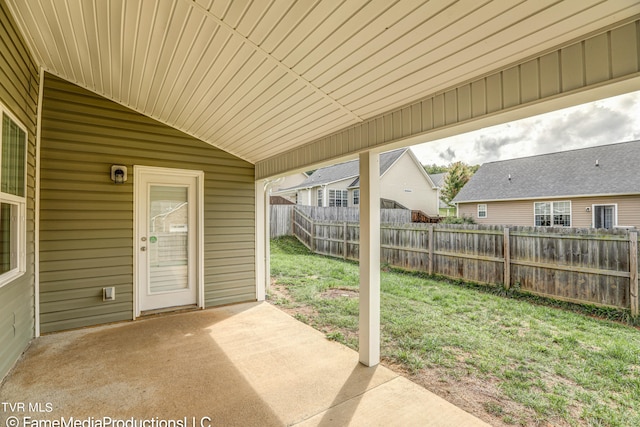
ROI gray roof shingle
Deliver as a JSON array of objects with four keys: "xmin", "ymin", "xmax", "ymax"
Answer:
[
  {"xmin": 453, "ymin": 140, "xmax": 640, "ymax": 203},
  {"xmin": 283, "ymin": 148, "xmax": 407, "ymax": 190},
  {"xmin": 428, "ymin": 173, "xmax": 446, "ymax": 187}
]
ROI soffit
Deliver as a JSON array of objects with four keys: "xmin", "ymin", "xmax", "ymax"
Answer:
[{"xmin": 7, "ymin": 0, "xmax": 640, "ymax": 164}]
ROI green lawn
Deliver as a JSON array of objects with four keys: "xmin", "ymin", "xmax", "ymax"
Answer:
[{"xmin": 268, "ymin": 236, "xmax": 640, "ymax": 427}]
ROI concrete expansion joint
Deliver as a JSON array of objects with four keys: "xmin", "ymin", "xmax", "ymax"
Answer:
[{"xmin": 289, "ymin": 373, "xmax": 400, "ymax": 426}]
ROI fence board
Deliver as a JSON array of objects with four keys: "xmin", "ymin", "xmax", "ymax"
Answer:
[{"xmin": 289, "ymin": 207, "xmax": 639, "ymax": 313}]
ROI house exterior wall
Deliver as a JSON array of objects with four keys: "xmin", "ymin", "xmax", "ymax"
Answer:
[
  {"xmin": 39, "ymin": 74, "xmax": 256, "ymax": 333},
  {"xmin": 457, "ymin": 195, "xmax": 640, "ymax": 228},
  {"xmin": 380, "ymin": 154, "xmax": 438, "ymax": 215},
  {"xmin": 0, "ymin": 0, "xmax": 38, "ymax": 379}
]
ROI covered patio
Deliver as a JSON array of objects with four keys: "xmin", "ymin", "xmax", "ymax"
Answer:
[
  {"xmin": 0, "ymin": 302, "xmax": 487, "ymax": 426},
  {"xmin": 1, "ymin": 1, "xmax": 640, "ymax": 423}
]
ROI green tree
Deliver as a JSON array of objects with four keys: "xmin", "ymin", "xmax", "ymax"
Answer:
[
  {"xmin": 422, "ymin": 163, "xmax": 448, "ymax": 174},
  {"xmin": 440, "ymin": 161, "xmax": 473, "ymax": 207}
]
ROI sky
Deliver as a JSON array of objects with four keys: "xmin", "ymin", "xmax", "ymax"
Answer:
[{"xmin": 411, "ymin": 90, "xmax": 640, "ymax": 167}]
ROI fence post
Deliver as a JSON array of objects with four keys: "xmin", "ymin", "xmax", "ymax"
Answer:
[
  {"xmin": 503, "ymin": 227, "xmax": 511, "ymax": 289},
  {"xmin": 310, "ymin": 218, "xmax": 315, "ymax": 252},
  {"xmin": 428, "ymin": 225, "xmax": 434, "ymax": 275},
  {"xmin": 630, "ymin": 231, "xmax": 638, "ymax": 316},
  {"xmin": 343, "ymin": 222, "xmax": 348, "ymax": 260}
]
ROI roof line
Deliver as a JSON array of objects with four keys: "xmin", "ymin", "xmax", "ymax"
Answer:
[
  {"xmin": 455, "ymin": 192, "xmax": 640, "ymax": 204},
  {"xmin": 189, "ymin": 0, "xmax": 363, "ymax": 124},
  {"xmin": 480, "ymin": 139, "xmax": 640, "ymax": 166}
]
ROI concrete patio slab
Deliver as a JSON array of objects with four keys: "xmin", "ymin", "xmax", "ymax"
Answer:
[{"xmin": 0, "ymin": 302, "xmax": 488, "ymax": 426}]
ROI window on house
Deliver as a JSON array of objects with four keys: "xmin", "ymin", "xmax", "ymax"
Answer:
[
  {"xmin": 534, "ymin": 201, "xmax": 571, "ymax": 227},
  {"xmin": 0, "ymin": 111, "xmax": 26, "ymax": 286},
  {"xmin": 477, "ymin": 204, "xmax": 487, "ymax": 218},
  {"xmin": 317, "ymin": 189, "xmax": 323, "ymax": 207},
  {"xmin": 593, "ymin": 205, "xmax": 616, "ymax": 229},
  {"xmin": 329, "ymin": 189, "xmax": 348, "ymax": 207},
  {"xmin": 353, "ymin": 189, "xmax": 360, "ymax": 206}
]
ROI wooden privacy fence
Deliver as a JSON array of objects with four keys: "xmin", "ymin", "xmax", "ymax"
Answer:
[
  {"xmin": 271, "ymin": 205, "xmax": 411, "ymax": 237},
  {"xmin": 292, "ymin": 209, "xmax": 639, "ymax": 315}
]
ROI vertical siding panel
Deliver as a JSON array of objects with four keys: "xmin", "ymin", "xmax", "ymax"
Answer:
[
  {"xmin": 610, "ymin": 23, "xmax": 638, "ymax": 78},
  {"xmin": 410, "ymin": 103, "xmax": 421, "ymax": 134},
  {"xmin": 39, "ymin": 75, "xmax": 255, "ymax": 333},
  {"xmin": 457, "ymin": 85, "xmax": 471, "ymax": 122},
  {"xmin": 432, "ymin": 94, "xmax": 445, "ymax": 128},
  {"xmin": 539, "ymin": 51, "xmax": 560, "ymax": 98},
  {"xmin": 471, "ymin": 80, "xmax": 486, "ymax": 117},
  {"xmin": 401, "ymin": 106, "xmax": 411, "ymax": 137},
  {"xmin": 486, "ymin": 74, "xmax": 502, "ymax": 113},
  {"xmin": 0, "ymin": 0, "xmax": 38, "ymax": 380},
  {"xmin": 421, "ymin": 98, "xmax": 433, "ymax": 131},
  {"xmin": 561, "ymin": 43, "xmax": 584, "ymax": 91},
  {"xmin": 520, "ymin": 59, "xmax": 539, "ymax": 103},
  {"xmin": 585, "ymin": 33, "xmax": 610, "ymax": 85},
  {"xmin": 444, "ymin": 90, "xmax": 457, "ymax": 125},
  {"xmin": 392, "ymin": 110, "xmax": 402, "ymax": 140},
  {"xmin": 502, "ymin": 67, "xmax": 520, "ymax": 108}
]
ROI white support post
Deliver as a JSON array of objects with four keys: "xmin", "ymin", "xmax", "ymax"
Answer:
[
  {"xmin": 255, "ymin": 180, "xmax": 267, "ymax": 301},
  {"xmin": 359, "ymin": 151, "xmax": 380, "ymax": 367}
]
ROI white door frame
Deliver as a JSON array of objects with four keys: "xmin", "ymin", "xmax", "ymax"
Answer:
[{"xmin": 133, "ymin": 166, "xmax": 204, "ymax": 319}]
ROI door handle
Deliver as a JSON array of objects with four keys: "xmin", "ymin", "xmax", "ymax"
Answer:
[{"xmin": 140, "ymin": 246, "xmax": 147, "ymax": 251}]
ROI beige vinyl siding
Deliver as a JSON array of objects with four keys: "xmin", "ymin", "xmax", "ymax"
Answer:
[
  {"xmin": 458, "ymin": 195, "xmax": 640, "ymax": 228},
  {"xmin": 379, "ymin": 153, "xmax": 438, "ymax": 215},
  {"xmin": 0, "ymin": 0, "xmax": 38, "ymax": 379},
  {"xmin": 39, "ymin": 74, "xmax": 255, "ymax": 333},
  {"xmin": 569, "ymin": 195, "xmax": 640, "ymax": 228},
  {"xmin": 458, "ymin": 200, "xmax": 533, "ymax": 225}
]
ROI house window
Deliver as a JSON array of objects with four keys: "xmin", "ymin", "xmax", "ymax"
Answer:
[
  {"xmin": 329, "ymin": 189, "xmax": 348, "ymax": 207},
  {"xmin": 0, "ymin": 111, "xmax": 27, "ymax": 287},
  {"xmin": 353, "ymin": 189, "xmax": 360, "ymax": 206},
  {"xmin": 477, "ymin": 204, "xmax": 487, "ymax": 218},
  {"xmin": 593, "ymin": 205, "xmax": 616, "ymax": 229},
  {"xmin": 317, "ymin": 189, "xmax": 323, "ymax": 207},
  {"xmin": 534, "ymin": 201, "xmax": 571, "ymax": 227}
]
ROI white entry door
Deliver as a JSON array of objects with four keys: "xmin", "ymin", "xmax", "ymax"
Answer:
[{"xmin": 135, "ymin": 167, "xmax": 203, "ymax": 314}]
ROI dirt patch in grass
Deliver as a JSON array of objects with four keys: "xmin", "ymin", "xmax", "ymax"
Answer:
[
  {"xmin": 268, "ymin": 281, "xmax": 529, "ymax": 426},
  {"xmin": 401, "ymin": 365, "xmax": 540, "ymax": 427},
  {"xmin": 321, "ymin": 288, "xmax": 359, "ymax": 299}
]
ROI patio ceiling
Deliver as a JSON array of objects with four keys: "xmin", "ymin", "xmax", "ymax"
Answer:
[{"xmin": 7, "ymin": 0, "xmax": 640, "ymax": 165}]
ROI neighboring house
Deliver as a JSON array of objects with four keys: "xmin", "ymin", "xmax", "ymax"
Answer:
[
  {"xmin": 428, "ymin": 173, "xmax": 456, "ymax": 217},
  {"xmin": 453, "ymin": 141, "xmax": 640, "ymax": 229},
  {"xmin": 270, "ymin": 172, "xmax": 308, "ymax": 203},
  {"xmin": 283, "ymin": 149, "xmax": 440, "ymax": 216}
]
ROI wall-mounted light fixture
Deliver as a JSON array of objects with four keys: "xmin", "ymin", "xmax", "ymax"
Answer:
[{"xmin": 111, "ymin": 165, "xmax": 127, "ymax": 184}]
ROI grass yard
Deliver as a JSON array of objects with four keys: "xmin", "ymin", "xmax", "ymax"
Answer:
[{"xmin": 268, "ymin": 236, "xmax": 640, "ymax": 427}]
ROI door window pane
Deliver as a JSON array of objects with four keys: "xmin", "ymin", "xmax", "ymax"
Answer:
[
  {"xmin": 148, "ymin": 185, "xmax": 188, "ymax": 293},
  {"xmin": 594, "ymin": 205, "xmax": 615, "ymax": 229}
]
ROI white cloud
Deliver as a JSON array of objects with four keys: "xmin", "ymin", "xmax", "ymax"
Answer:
[{"xmin": 412, "ymin": 90, "xmax": 640, "ymax": 166}]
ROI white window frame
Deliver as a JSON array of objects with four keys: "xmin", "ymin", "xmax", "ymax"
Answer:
[
  {"xmin": 533, "ymin": 201, "xmax": 571, "ymax": 227},
  {"xmin": 477, "ymin": 204, "xmax": 487, "ymax": 218},
  {"xmin": 0, "ymin": 106, "xmax": 27, "ymax": 288},
  {"xmin": 317, "ymin": 188, "xmax": 323, "ymax": 207},
  {"xmin": 592, "ymin": 204, "xmax": 618, "ymax": 229},
  {"xmin": 353, "ymin": 189, "xmax": 360, "ymax": 206},
  {"xmin": 328, "ymin": 189, "xmax": 348, "ymax": 207}
]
